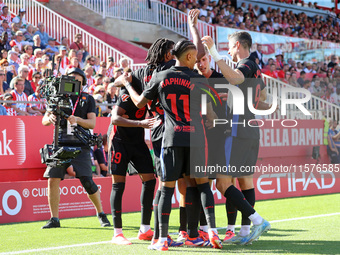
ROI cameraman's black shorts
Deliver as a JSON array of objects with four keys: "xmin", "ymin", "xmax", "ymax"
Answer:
[
  {"xmin": 221, "ymin": 136, "xmax": 259, "ymax": 177},
  {"xmin": 43, "ymin": 147, "xmax": 92, "ymax": 180},
  {"xmin": 109, "ymin": 139, "xmax": 154, "ymax": 176},
  {"xmin": 160, "ymin": 146, "xmax": 207, "ymax": 182}
]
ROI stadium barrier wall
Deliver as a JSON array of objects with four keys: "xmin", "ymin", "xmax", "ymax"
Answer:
[{"xmin": 0, "ymin": 117, "xmax": 339, "ymax": 223}]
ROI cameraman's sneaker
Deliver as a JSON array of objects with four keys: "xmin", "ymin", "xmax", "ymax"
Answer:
[
  {"xmin": 42, "ymin": 217, "xmax": 60, "ymax": 229},
  {"xmin": 239, "ymin": 219, "xmax": 271, "ymax": 245},
  {"xmin": 97, "ymin": 213, "xmax": 111, "ymax": 227},
  {"xmin": 223, "ymin": 230, "xmax": 235, "ymax": 242}
]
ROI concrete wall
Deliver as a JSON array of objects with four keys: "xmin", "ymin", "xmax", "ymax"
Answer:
[{"xmin": 104, "ymin": 18, "xmax": 184, "ymax": 44}]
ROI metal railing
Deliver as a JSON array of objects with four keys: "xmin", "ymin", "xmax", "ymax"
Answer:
[
  {"xmin": 217, "ymin": 56, "xmax": 340, "ymax": 121},
  {"xmin": 5, "ymin": 0, "xmax": 136, "ymax": 65},
  {"xmin": 71, "ymin": 0, "xmax": 216, "ymax": 41}
]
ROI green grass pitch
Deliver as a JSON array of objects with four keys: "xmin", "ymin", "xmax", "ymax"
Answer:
[{"xmin": 0, "ymin": 193, "xmax": 339, "ymax": 255}]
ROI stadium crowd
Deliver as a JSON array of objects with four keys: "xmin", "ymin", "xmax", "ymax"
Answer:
[{"xmin": 165, "ymin": 0, "xmax": 340, "ymax": 42}]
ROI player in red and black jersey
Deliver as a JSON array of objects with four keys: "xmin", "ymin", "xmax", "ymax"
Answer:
[
  {"xmin": 121, "ymin": 40, "xmax": 222, "ymax": 251},
  {"xmin": 108, "ymin": 77, "xmax": 158, "ymax": 245},
  {"xmin": 203, "ymin": 32, "xmax": 271, "ymax": 245}
]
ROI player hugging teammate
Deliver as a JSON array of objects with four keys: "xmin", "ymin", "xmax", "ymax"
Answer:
[{"xmin": 106, "ymin": 9, "xmax": 271, "ymax": 251}]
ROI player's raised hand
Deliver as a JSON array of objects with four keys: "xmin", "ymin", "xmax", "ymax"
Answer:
[
  {"xmin": 201, "ymin": 36, "xmax": 214, "ymax": 49},
  {"xmin": 139, "ymin": 117, "xmax": 159, "ymax": 129},
  {"xmin": 188, "ymin": 9, "xmax": 200, "ymax": 27}
]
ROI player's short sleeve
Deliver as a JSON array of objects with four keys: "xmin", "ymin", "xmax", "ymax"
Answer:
[
  {"xmin": 142, "ymin": 74, "xmax": 159, "ymax": 101},
  {"xmin": 116, "ymin": 87, "xmax": 132, "ymax": 111},
  {"xmin": 236, "ymin": 59, "xmax": 254, "ymax": 79}
]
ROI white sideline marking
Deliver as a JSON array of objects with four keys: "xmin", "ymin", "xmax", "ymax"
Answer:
[{"xmin": 1, "ymin": 212, "xmax": 340, "ymax": 255}]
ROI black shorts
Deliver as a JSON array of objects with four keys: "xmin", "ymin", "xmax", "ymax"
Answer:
[
  {"xmin": 109, "ymin": 139, "xmax": 154, "ymax": 176},
  {"xmin": 223, "ymin": 136, "xmax": 259, "ymax": 177},
  {"xmin": 160, "ymin": 146, "xmax": 207, "ymax": 182},
  {"xmin": 43, "ymin": 147, "xmax": 92, "ymax": 180}
]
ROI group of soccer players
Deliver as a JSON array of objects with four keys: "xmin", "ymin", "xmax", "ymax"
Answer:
[{"xmin": 108, "ymin": 9, "xmax": 271, "ymax": 251}]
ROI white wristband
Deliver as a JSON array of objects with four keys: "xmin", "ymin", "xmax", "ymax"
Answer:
[{"xmin": 208, "ymin": 44, "xmax": 222, "ymax": 62}]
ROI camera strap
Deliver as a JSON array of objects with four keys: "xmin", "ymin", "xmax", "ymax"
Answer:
[{"xmin": 71, "ymin": 96, "xmax": 80, "ymax": 116}]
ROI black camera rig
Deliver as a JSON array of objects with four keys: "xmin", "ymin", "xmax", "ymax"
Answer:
[{"xmin": 39, "ymin": 69, "xmax": 102, "ymax": 167}]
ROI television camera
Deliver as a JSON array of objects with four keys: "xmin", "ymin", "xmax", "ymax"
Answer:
[{"xmin": 39, "ymin": 74, "xmax": 102, "ymax": 167}]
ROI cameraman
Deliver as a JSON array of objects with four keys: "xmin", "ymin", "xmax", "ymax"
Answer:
[{"xmin": 41, "ymin": 67, "xmax": 111, "ymax": 229}]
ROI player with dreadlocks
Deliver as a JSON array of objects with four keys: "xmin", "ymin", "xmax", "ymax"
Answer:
[{"xmin": 113, "ymin": 36, "xmax": 184, "ymax": 247}]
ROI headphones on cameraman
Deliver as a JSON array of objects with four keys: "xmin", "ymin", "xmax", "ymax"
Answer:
[{"xmin": 67, "ymin": 67, "xmax": 87, "ymax": 86}]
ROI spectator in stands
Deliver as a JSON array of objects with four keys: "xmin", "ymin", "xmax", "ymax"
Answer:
[
  {"xmin": 0, "ymin": 6, "xmax": 11, "ymax": 25},
  {"xmin": 327, "ymin": 119, "xmax": 340, "ymax": 163},
  {"xmin": 328, "ymin": 55, "xmax": 338, "ymax": 68},
  {"xmin": 11, "ymin": 22, "xmax": 20, "ymax": 38},
  {"xmin": 10, "ymin": 77, "xmax": 41, "ymax": 115},
  {"xmin": 60, "ymin": 36, "xmax": 69, "ymax": 51},
  {"xmin": 7, "ymin": 50, "xmax": 19, "ymax": 74},
  {"xmin": 278, "ymin": 64, "xmax": 290, "ymax": 81},
  {"xmin": 119, "ymin": 57, "xmax": 129, "ymax": 69},
  {"xmin": 30, "ymin": 71, "xmax": 41, "ymax": 92},
  {"xmin": 322, "ymin": 88, "xmax": 336, "ymax": 104},
  {"xmin": 23, "ymin": 24, "xmax": 35, "ymax": 43},
  {"xmin": 97, "ymin": 62, "xmax": 107, "ymax": 77},
  {"xmin": 76, "ymin": 50, "xmax": 85, "ymax": 69},
  {"xmin": 93, "ymin": 55, "xmax": 100, "ymax": 73},
  {"xmin": 34, "ymin": 22, "xmax": 50, "ymax": 47},
  {"xmin": 0, "ymin": 0, "xmax": 5, "ymax": 15},
  {"xmin": 83, "ymin": 65, "xmax": 94, "ymax": 92},
  {"xmin": 106, "ymin": 82, "xmax": 118, "ymax": 110},
  {"xmin": 20, "ymin": 53, "xmax": 30, "ymax": 68},
  {"xmin": 0, "ymin": 31, "xmax": 11, "ymax": 51},
  {"xmin": 89, "ymin": 74, "xmax": 103, "ymax": 95},
  {"xmin": 0, "ymin": 59, "xmax": 15, "ymax": 85},
  {"xmin": 250, "ymin": 44, "xmax": 264, "ymax": 68},
  {"xmin": 45, "ymin": 38, "xmax": 59, "ymax": 59},
  {"xmin": 33, "ymin": 48, "xmax": 43, "ymax": 62},
  {"xmin": 303, "ymin": 63, "xmax": 313, "ymax": 73},
  {"xmin": 310, "ymin": 79, "xmax": 323, "ymax": 97},
  {"xmin": 102, "ymin": 76, "xmax": 111, "ymax": 91},
  {"xmin": 65, "ymin": 57, "xmax": 79, "ymax": 73},
  {"xmin": 94, "ymin": 85, "xmax": 110, "ymax": 116},
  {"xmin": 15, "ymin": 65, "xmax": 34, "ymax": 96},
  {"xmin": 113, "ymin": 67, "xmax": 123, "ymax": 80},
  {"xmin": 0, "ymin": 20, "xmax": 11, "ymax": 40},
  {"xmin": 70, "ymin": 33, "xmax": 87, "ymax": 52},
  {"xmin": 85, "ymin": 55, "xmax": 96, "ymax": 69},
  {"xmin": 41, "ymin": 54, "xmax": 50, "ymax": 70},
  {"xmin": 106, "ymin": 57, "xmax": 115, "ymax": 78},
  {"xmin": 12, "ymin": 8, "xmax": 27, "ymax": 29},
  {"xmin": 28, "ymin": 83, "xmax": 46, "ymax": 114},
  {"xmin": 93, "ymin": 93, "xmax": 103, "ymax": 117},
  {"xmin": 58, "ymin": 46, "xmax": 69, "ymax": 70},
  {"xmin": 32, "ymin": 34, "xmax": 45, "ymax": 51},
  {"xmin": 2, "ymin": 92, "xmax": 18, "ymax": 116},
  {"xmin": 297, "ymin": 71, "xmax": 306, "ymax": 87},
  {"xmin": 275, "ymin": 50, "xmax": 284, "ymax": 70},
  {"xmin": 10, "ymin": 31, "xmax": 31, "ymax": 53},
  {"xmin": 264, "ymin": 64, "xmax": 279, "ymax": 78},
  {"xmin": 23, "ymin": 45, "xmax": 34, "ymax": 65},
  {"xmin": 0, "ymin": 68, "xmax": 9, "ymax": 95},
  {"xmin": 0, "ymin": 102, "xmax": 6, "ymax": 115}
]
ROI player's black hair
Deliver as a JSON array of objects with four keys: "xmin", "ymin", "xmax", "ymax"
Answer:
[
  {"xmin": 171, "ymin": 40, "xmax": 196, "ymax": 59},
  {"xmin": 145, "ymin": 38, "xmax": 175, "ymax": 66},
  {"xmin": 228, "ymin": 31, "xmax": 252, "ymax": 51}
]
